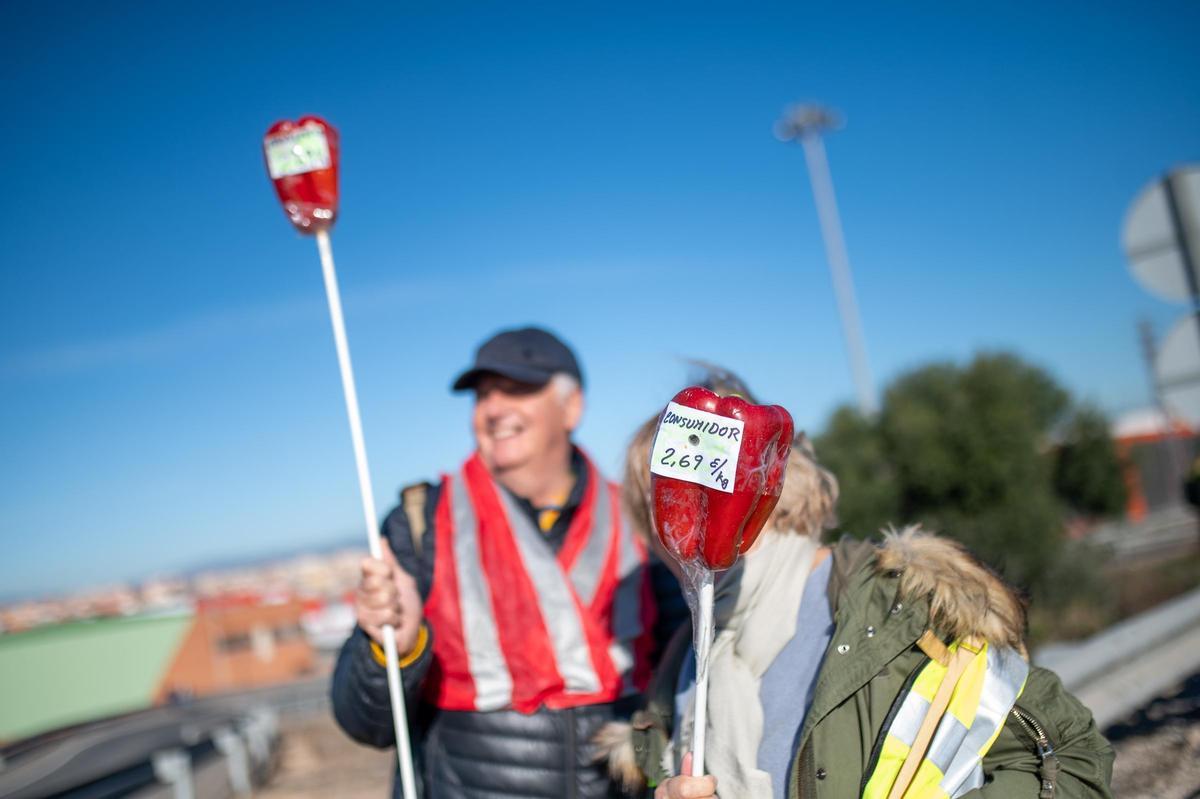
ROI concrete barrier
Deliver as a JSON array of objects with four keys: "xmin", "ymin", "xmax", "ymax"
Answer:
[{"xmin": 1035, "ymin": 586, "xmax": 1200, "ymax": 729}]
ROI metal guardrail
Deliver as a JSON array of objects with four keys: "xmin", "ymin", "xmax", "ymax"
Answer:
[
  {"xmin": 0, "ymin": 701, "xmax": 283, "ymax": 799},
  {"xmin": 195, "ymin": 676, "xmax": 329, "ymax": 721},
  {"xmin": 1035, "ymin": 586, "xmax": 1200, "ymax": 729},
  {"xmin": 1087, "ymin": 504, "xmax": 1199, "ymax": 559}
]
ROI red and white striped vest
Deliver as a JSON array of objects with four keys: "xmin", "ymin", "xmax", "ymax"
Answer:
[{"xmin": 423, "ymin": 451, "xmax": 656, "ymax": 713}]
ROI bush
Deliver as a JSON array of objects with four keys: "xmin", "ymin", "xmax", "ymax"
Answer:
[{"xmin": 815, "ymin": 352, "xmax": 1126, "ymax": 598}]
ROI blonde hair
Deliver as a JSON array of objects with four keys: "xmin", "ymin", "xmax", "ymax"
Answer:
[{"xmin": 622, "ymin": 404, "xmax": 839, "ymax": 545}]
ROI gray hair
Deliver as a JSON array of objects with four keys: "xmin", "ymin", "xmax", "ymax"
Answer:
[{"xmin": 550, "ymin": 372, "xmax": 581, "ymax": 402}]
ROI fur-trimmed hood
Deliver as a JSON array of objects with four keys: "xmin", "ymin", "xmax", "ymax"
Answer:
[
  {"xmin": 875, "ymin": 525, "xmax": 1027, "ymax": 655},
  {"xmin": 596, "ymin": 527, "xmax": 1029, "ymax": 790}
]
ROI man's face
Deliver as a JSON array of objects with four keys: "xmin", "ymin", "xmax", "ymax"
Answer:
[{"xmin": 472, "ymin": 374, "xmax": 583, "ymax": 473}]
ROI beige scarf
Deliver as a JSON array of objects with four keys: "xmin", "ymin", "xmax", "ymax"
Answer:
[{"xmin": 675, "ymin": 532, "xmax": 821, "ymax": 798}]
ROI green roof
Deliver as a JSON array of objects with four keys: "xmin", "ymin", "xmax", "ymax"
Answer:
[{"xmin": 0, "ymin": 613, "xmax": 193, "ymax": 741}]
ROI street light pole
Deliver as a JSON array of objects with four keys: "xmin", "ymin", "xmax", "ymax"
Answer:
[{"xmin": 776, "ymin": 104, "xmax": 879, "ymax": 417}]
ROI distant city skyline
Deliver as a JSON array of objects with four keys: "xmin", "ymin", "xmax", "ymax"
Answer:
[
  {"xmin": 3, "ymin": 2, "xmax": 1199, "ymax": 596},
  {"xmin": 0, "ymin": 531, "xmax": 367, "ymax": 605}
]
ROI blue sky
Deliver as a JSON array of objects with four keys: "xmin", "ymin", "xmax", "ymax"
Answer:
[{"xmin": 2, "ymin": 2, "xmax": 1197, "ymax": 598}]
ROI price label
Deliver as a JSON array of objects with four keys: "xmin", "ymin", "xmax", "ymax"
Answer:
[
  {"xmin": 650, "ymin": 401, "xmax": 743, "ymax": 493},
  {"xmin": 265, "ymin": 126, "xmax": 331, "ymax": 179}
]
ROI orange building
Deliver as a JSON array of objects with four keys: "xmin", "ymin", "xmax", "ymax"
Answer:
[
  {"xmin": 155, "ymin": 596, "xmax": 316, "ymax": 701},
  {"xmin": 1112, "ymin": 408, "xmax": 1196, "ymax": 521}
]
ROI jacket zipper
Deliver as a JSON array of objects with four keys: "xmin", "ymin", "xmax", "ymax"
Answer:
[
  {"xmin": 1009, "ymin": 706, "xmax": 1053, "ymax": 758},
  {"xmin": 857, "ymin": 656, "xmax": 929, "ymax": 797},
  {"xmin": 565, "ymin": 706, "xmax": 578, "ymax": 799},
  {"xmin": 1009, "ymin": 705, "xmax": 1058, "ymax": 799}
]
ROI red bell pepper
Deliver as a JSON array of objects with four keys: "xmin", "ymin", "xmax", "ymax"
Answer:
[
  {"xmin": 651, "ymin": 386, "xmax": 794, "ymax": 570},
  {"xmin": 262, "ymin": 116, "xmax": 340, "ymax": 233}
]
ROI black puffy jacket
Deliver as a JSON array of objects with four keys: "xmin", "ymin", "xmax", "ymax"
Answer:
[
  {"xmin": 333, "ymin": 625, "xmax": 637, "ymax": 798},
  {"xmin": 330, "ymin": 462, "xmax": 686, "ymax": 799}
]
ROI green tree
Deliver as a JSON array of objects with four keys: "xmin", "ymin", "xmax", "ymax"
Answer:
[
  {"xmin": 1053, "ymin": 405, "xmax": 1128, "ymax": 517},
  {"xmin": 815, "ymin": 352, "xmax": 1124, "ymax": 595},
  {"xmin": 817, "ymin": 406, "xmax": 899, "ymax": 538}
]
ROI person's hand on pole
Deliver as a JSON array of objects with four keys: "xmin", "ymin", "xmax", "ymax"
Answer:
[
  {"xmin": 357, "ymin": 539, "xmax": 424, "ymax": 655},
  {"xmin": 655, "ymin": 754, "xmax": 718, "ymax": 799}
]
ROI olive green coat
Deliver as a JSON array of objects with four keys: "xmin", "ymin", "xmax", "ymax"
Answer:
[{"xmin": 619, "ymin": 531, "xmax": 1114, "ymax": 798}]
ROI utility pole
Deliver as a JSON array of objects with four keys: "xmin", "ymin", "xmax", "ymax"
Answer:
[
  {"xmin": 1139, "ymin": 318, "xmax": 1184, "ymax": 501},
  {"xmin": 776, "ymin": 104, "xmax": 879, "ymax": 417}
]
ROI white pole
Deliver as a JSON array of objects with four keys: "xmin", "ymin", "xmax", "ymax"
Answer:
[
  {"xmin": 799, "ymin": 130, "xmax": 879, "ymax": 417},
  {"xmin": 315, "ymin": 228, "xmax": 418, "ymax": 799},
  {"xmin": 691, "ymin": 570, "xmax": 715, "ymax": 776}
]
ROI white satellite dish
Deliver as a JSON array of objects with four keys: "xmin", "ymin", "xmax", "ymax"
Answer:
[
  {"xmin": 1155, "ymin": 314, "xmax": 1200, "ymax": 425},
  {"xmin": 1123, "ymin": 166, "xmax": 1200, "ymax": 303}
]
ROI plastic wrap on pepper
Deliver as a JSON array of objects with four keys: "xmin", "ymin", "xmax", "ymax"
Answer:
[{"xmin": 650, "ymin": 386, "xmax": 794, "ymax": 570}]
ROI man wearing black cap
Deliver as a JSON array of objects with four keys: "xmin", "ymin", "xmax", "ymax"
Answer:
[{"xmin": 331, "ymin": 326, "xmax": 664, "ymax": 799}]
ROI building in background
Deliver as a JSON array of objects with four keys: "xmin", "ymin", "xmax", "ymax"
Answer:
[
  {"xmin": 0, "ymin": 599, "xmax": 316, "ymax": 743},
  {"xmin": 157, "ymin": 597, "xmax": 316, "ymax": 702},
  {"xmin": 1112, "ymin": 408, "xmax": 1197, "ymax": 520}
]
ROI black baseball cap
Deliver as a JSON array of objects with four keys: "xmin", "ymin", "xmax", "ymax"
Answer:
[{"xmin": 451, "ymin": 326, "xmax": 584, "ymax": 392}]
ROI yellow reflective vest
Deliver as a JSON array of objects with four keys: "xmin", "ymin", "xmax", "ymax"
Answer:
[{"xmin": 862, "ymin": 635, "xmax": 1029, "ymax": 799}]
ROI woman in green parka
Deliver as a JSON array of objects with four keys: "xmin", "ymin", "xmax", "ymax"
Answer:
[{"xmin": 597, "ymin": 401, "xmax": 1114, "ymax": 799}]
